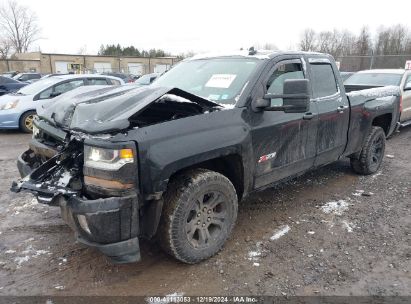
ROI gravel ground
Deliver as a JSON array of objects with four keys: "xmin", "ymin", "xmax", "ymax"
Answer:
[{"xmin": 0, "ymin": 128, "xmax": 409, "ymax": 296}]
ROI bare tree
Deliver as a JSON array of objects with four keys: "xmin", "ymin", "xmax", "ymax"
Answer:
[
  {"xmin": 299, "ymin": 28, "xmax": 316, "ymax": 51},
  {"xmin": 0, "ymin": 0, "xmax": 40, "ymax": 53},
  {"xmin": 0, "ymin": 37, "xmax": 11, "ymax": 58}
]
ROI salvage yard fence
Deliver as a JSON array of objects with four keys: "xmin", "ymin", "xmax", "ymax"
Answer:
[{"xmin": 336, "ymin": 54, "xmax": 411, "ymax": 72}]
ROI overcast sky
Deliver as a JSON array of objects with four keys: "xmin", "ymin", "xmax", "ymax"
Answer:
[{"xmin": 13, "ymin": 0, "xmax": 411, "ymax": 55}]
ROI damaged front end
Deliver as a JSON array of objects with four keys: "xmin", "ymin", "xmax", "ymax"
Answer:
[
  {"xmin": 11, "ymin": 119, "xmax": 140, "ymax": 264},
  {"xmin": 11, "ymin": 85, "xmax": 227, "ymax": 264}
]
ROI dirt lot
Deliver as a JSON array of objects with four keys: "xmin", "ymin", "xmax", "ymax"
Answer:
[{"xmin": 0, "ymin": 128, "xmax": 410, "ymax": 297}]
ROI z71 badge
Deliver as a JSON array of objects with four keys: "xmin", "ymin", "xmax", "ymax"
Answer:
[{"xmin": 258, "ymin": 152, "xmax": 277, "ymax": 163}]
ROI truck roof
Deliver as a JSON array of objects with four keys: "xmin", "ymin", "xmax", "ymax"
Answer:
[{"xmin": 186, "ymin": 50, "xmax": 326, "ymax": 61}]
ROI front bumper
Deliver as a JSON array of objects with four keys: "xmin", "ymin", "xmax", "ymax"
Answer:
[
  {"xmin": 61, "ymin": 194, "xmax": 140, "ymax": 263},
  {"xmin": 14, "ymin": 149, "xmax": 141, "ymax": 264},
  {"xmin": 0, "ymin": 110, "xmax": 21, "ymax": 129}
]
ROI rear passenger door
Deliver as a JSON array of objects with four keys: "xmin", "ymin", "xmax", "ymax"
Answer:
[{"xmin": 308, "ymin": 58, "xmax": 350, "ymax": 165}]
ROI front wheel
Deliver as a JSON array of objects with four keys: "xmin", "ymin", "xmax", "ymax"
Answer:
[
  {"xmin": 158, "ymin": 169, "xmax": 238, "ymax": 264},
  {"xmin": 19, "ymin": 111, "xmax": 36, "ymax": 133},
  {"xmin": 350, "ymin": 126, "xmax": 386, "ymax": 175}
]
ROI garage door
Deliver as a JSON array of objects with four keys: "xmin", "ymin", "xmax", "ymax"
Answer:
[
  {"xmin": 154, "ymin": 64, "xmax": 170, "ymax": 74},
  {"xmin": 94, "ymin": 62, "xmax": 112, "ymax": 73},
  {"xmin": 55, "ymin": 61, "xmax": 72, "ymax": 73},
  {"xmin": 128, "ymin": 63, "xmax": 143, "ymax": 76}
]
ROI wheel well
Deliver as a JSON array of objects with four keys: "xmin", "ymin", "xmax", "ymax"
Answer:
[
  {"xmin": 372, "ymin": 113, "xmax": 392, "ymax": 135},
  {"xmin": 170, "ymin": 154, "xmax": 245, "ymax": 200},
  {"xmin": 19, "ymin": 109, "xmax": 36, "ymax": 124}
]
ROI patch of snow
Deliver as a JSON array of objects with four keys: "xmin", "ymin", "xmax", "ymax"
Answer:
[
  {"xmin": 219, "ymin": 103, "xmax": 235, "ymax": 110},
  {"xmin": 270, "ymin": 225, "xmax": 290, "ymax": 241},
  {"xmin": 54, "ymin": 285, "xmax": 65, "ymax": 290},
  {"xmin": 386, "ymin": 154, "xmax": 395, "ymax": 158},
  {"xmin": 346, "ymin": 85, "xmax": 400, "ymax": 98},
  {"xmin": 342, "ymin": 220, "xmax": 354, "ymax": 233},
  {"xmin": 321, "ymin": 200, "xmax": 349, "ymax": 215},
  {"xmin": 5, "ymin": 250, "xmax": 16, "ymax": 254},
  {"xmin": 307, "ymin": 231, "xmax": 315, "ymax": 235},
  {"xmin": 248, "ymin": 250, "xmax": 261, "ymax": 261},
  {"xmin": 253, "ymin": 262, "xmax": 260, "ymax": 267},
  {"xmin": 14, "ymin": 256, "xmax": 30, "ymax": 267},
  {"xmin": 188, "ymin": 50, "xmax": 270, "ymax": 61},
  {"xmin": 159, "ymin": 94, "xmax": 193, "ymax": 104}
]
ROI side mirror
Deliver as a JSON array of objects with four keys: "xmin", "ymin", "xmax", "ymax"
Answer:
[
  {"xmin": 404, "ymin": 82, "xmax": 411, "ymax": 91},
  {"xmin": 251, "ymin": 98, "xmax": 270, "ymax": 112},
  {"xmin": 252, "ymin": 79, "xmax": 311, "ymax": 113},
  {"xmin": 282, "ymin": 79, "xmax": 310, "ymax": 113}
]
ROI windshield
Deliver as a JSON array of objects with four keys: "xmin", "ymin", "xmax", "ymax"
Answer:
[
  {"xmin": 345, "ymin": 72, "xmax": 403, "ymax": 86},
  {"xmin": 153, "ymin": 58, "xmax": 262, "ymax": 104},
  {"xmin": 17, "ymin": 77, "xmax": 61, "ymax": 95}
]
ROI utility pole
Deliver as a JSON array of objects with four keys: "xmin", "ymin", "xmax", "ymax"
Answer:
[{"xmin": 370, "ymin": 49, "xmax": 375, "ymax": 70}]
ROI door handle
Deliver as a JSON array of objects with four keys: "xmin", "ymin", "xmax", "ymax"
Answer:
[
  {"xmin": 303, "ymin": 112, "xmax": 315, "ymax": 120},
  {"xmin": 337, "ymin": 105, "xmax": 349, "ymax": 113}
]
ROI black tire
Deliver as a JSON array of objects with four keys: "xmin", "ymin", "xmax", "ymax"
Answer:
[
  {"xmin": 350, "ymin": 126, "xmax": 386, "ymax": 175},
  {"xmin": 158, "ymin": 169, "xmax": 238, "ymax": 264},
  {"xmin": 19, "ymin": 111, "xmax": 36, "ymax": 133}
]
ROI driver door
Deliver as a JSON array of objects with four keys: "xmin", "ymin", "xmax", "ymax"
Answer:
[{"xmin": 251, "ymin": 57, "xmax": 318, "ymax": 189}]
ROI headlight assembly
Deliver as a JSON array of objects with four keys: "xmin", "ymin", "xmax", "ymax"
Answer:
[
  {"xmin": 0, "ymin": 100, "xmax": 19, "ymax": 110},
  {"xmin": 84, "ymin": 145, "xmax": 134, "ymax": 171}
]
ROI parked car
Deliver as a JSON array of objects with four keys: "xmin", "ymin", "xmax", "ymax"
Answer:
[
  {"xmin": 1, "ymin": 71, "xmax": 19, "ymax": 78},
  {"xmin": 13, "ymin": 73, "xmax": 42, "ymax": 83},
  {"xmin": 102, "ymin": 72, "xmax": 139, "ymax": 83},
  {"xmin": 0, "ymin": 74, "xmax": 124, "ymax": 133},
  {"xmin": 344, "ymin": 69, "xmax": 411, "ymax": 127},
  {"xmin": 131, "ymin": 72, "xmax": 160, "ymax": 86},
  {"xmin": 12, "ymin": 51, "xmax": 399, "ymax": 264},
  {"xmin": 41, "ymin": 73, "xmax": 69, "ymax": 79},
  {"xmin": 340, "ymin": 71, "xmax": 355, "ymax": 82},
  {"xmin": 0, "ymin": 76, "xmax": 27, "ymax": 96}
]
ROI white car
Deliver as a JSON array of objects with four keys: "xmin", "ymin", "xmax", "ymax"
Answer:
[{"xmin": 0, "ymin": 74, "xmax": 124, "ymax": 132}]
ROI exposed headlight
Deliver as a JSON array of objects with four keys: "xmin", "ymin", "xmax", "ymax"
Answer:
[
  {"xmin": 0, "ymin": 100, "xmax": 19, "ymax": 110},
  {"xmin": 84, "ymin": 145, "xmax": 134, "ymax": 171}
]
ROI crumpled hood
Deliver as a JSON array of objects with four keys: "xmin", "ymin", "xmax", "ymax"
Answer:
[{"xmin": 37, "ymin": 85, "xmax": 221, "ymax": 134}]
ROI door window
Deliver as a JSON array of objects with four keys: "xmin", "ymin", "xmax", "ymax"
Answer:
[
  {"xmin": 266, "ymin": 61, "xmax": 304, "ymax": 106},
  {"xmin": 310, "ymin": 63, "xmax": 338, "ymax": 98},
  {"xmin": 54, "ymin": 80, "xmax": 84, "ymax": 95},
  {"xmin": 88, "ymin": 78, "xmax": 109, "ymax": 85}
]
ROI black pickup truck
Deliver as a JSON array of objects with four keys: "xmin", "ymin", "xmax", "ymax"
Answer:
[{"xmin": 11, "ymin": 51, "xmax": 400, "ymax": 264}]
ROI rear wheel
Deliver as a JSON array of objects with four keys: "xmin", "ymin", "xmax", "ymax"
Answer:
[
  {"xmin": 158, "ymin": 169, "xmax": 238, "ymax": 264},
  {"xmin": 19, "ymin": 111, "xmax": 36, "ymax": 133},
  {"xmin": 350, "ymin": 126, "xmax": 386, "ymax": 175}
]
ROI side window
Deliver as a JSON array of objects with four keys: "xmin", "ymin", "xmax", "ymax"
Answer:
[
  {"xmin": 110, "ymin": 79, "xmax": 121, "ymax": 85},
  {"xmin": 54, "ymin": 80, "xmax": 84, "ymax": 95},
  {"xmin": 39, "ymin": 87, "xmax": 53, "ymax": 99},
  {"xmin": 266, "ymin": 61, "xmax": 304, "ymax": 106},
  {"xmin": 88, "ymin": 78, "xmax": 109, "ymax": 85},
  {"xmin": 405, "ymin": 75, "xmax": 411, "ymax": 87},
  {"xmin": 310, "ymin": 63, "xmax": 338, "ymax": 98}
]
